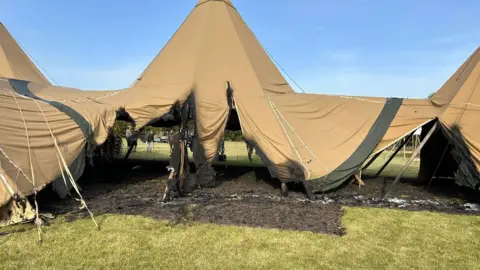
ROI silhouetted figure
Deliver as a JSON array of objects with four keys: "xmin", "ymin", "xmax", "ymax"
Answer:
[
  {"xmin": 125, "ymin": 126, "xmax": 138, "ymax": 152},
  {"xmin": 244, "ymin": 139, "xmax": 254, "ymax": 162},
  {"xmin": 168, "ymin": 131, "xmax": 175, "ymax": 153},
  {"xmin": 146, "ymin": 131, "xmax": 154, "ymax": 152}
]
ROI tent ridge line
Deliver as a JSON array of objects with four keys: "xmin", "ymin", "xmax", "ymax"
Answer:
[
  {"xmin": 224, "ymin": 8, "xmax": 267, "ymax": 94},
  {"xmin": 133, "ymin": 4, "xmax": 198, "ymax": 86}
]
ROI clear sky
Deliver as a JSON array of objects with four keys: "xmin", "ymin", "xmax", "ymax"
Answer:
[{"xmin": 2, "ymin": 0, "xmax": 479, "ymax": 98}]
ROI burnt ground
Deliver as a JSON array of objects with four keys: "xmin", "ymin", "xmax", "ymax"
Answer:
[{"xmin": 35, "ymin": 160, "xmax": 480, "ymax": 236}]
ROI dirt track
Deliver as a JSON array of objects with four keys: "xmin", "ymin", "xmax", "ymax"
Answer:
[{"xmin": 37, "ymin": 160, "xmax": 480, "ymax": 236}]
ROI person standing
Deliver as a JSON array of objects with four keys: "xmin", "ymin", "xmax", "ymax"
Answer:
[
  {"xmin": 146, "ymin": 131, "xmax": 154, "ymax": 152},
  {"xmin": 126, "ymin": 126, "xmax": 138, "ymax": 152},
  {"xmin": 168, "ymin": 130, "xmax": 175, "ymax": 153}
]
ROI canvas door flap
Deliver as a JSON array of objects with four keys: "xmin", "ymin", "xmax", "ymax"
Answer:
[{"xmin": 234, "ymin": 95, "xmax": 299, "ymax": 180}]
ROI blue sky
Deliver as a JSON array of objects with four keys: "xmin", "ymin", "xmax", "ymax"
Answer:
[{"xmin": 2, "ymin": 0, "xmax": 479, "ymax": 98}]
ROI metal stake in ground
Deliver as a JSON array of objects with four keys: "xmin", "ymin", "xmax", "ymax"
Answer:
[{"xmin": 383, "ymin": 122, "xmax": 439, "ymax": 198}]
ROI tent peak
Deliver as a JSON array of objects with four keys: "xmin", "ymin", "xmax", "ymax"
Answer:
[
  {"xmin": 196, "ymin": 0, "xmax": 234, "ymax": 7},
  {"xmin": 0, "ymin": 21, "xmax": 50, "ymax": 84}
]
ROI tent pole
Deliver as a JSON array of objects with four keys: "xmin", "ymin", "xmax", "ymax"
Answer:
[
  {"xmin": 426, "ymin": 143, "xmax": 450, "ymax": 191},
  {"xmin": 374, "ymin": 132, "xmax": 414, "ymax": 178},
  {"xmin": 123, "ymin": 143, "xmax": 135, "ymax": 160},
  {"xmin": 383, "ymin": 122, "xmax": 438, "ymax": 198},
  {"xmin": 384, "ymin": 141, "xmax": 397, "ymax": 160},
  {"xmin": 361, "ymin": 149, "xmax": 385, "ymax": 171}
]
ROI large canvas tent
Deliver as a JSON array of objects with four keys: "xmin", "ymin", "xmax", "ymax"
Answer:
[
  {"xmin": 0, "ymin": 0, "xmax": 478, "ymax": 225},
  {"xmin": 0, "ymin": 23, "xmax": 120, "ymax": 225},
  {"xmin": 419, "ymin": 47, "xmax": 480, "ymax": 190},
  {"xmin": 117, "ymin": 0, "xmax": 438, "ymax": 191}
]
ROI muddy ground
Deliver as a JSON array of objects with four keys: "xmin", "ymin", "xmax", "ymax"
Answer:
[{"xmin": 36, "ymin": 160, "xmax": 480, "ymax": 236}]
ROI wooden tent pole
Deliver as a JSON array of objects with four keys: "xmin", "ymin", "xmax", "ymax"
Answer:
[
  {"xmin": 383, "ymin": 122, "xmax": 438, "ymax": 198},
  {"xmin": 426, "ymin": 143, "xmax": 450, "ymax": 191},
  {"xmin": 124, "ymin": 143, "xmax": 135, "ymax": 160},
  {"xmin": 384, "ymin": 142, "xmax": 396, "ymax": 160},
  {"xmin": 361, "ymin": 149, "xmax": 385, "ymax": 171},
  {"xmin": 374, "ymin": 132, "xmax": 414, "ymax": 178}
]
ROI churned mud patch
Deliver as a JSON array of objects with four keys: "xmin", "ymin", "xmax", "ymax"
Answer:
[{"xmin": 36, "ymin": 160, "xmax": 479, "ymax": 236}]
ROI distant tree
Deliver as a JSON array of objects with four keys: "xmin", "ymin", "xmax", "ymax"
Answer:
[
  {"xmin": 428, "ymin": 92, "xmax": 435, "ymax": 98},
  {"xmin": 113, "ymin": 120, "xmax": 129, "ymax": 137}
]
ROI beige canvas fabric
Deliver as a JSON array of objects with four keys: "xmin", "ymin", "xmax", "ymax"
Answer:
[
  {"xmin": 431, "ymin": 47, "xmax": 480, "ymax": 173},
  {"xmin": 0, "ymin": 23, "xmax": 50, "ymax": 84},
  {"xmin": 263, "ymin": 94, "xmax": 437, "ymax": 185},
  {"xmin": 266, "ymin": 94, "xmax": 386, "ymax": 180},
  {"xmin": 20, "ymin": 82, "xmax": 119, "ymax": 146},
  {"xmin": 0, "ymin": 0, "xmax": 441, "ymax": 198},
  {"xmin": 133, "ymin": 0, "xmax": 294, "ymax": 161},
  {"xmin": 4, "ymin": 0, "xmax": 471, "ymax": 208},
  {"xmin": 430, "ymin": 47, "xmax": 480, "ymax": 108},
  {"xmin": 125, "ymin": 0, "xmax": 440, "ymax": 180},
  {"xmin": 375, "ymin": 98, "xmax": 439, "ymax": 152},
  {"xmin": 0, "ymin": 25, "xmax": 118, "ymax": 213},
  {"xmin": 0, "ymin": 86, "xmax": 86, "ymax": 207}
]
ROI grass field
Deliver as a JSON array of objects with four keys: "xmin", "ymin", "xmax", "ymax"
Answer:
[
  {"xmin": 1, "ymin": 143, "xmax": 477, "ymax": 269},
  {"xmin": 1, "ymin": 208, "xmax": 479, "ymax": 269}
]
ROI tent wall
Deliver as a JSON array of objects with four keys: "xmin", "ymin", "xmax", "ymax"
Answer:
[
  {"xmin": 0, "ymin": 88, "xmax": 86, "ymax": 208},
  {"xmin": 421, "ymin": 46, "xmax": 480, "ymax": 190}
]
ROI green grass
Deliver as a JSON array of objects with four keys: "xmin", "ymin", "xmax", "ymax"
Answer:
[
  {"xmin": 1, "ymin": 208, "xmax": 479, "ymax": 269},
  {"xmin": 123, "ymin": 140, "xmax": 420, "ymax": 177},
  {"xmin": 1, "ymin": 143, "xmax": 470, "ymax": 269},
  {"xmin": 364, "ymin": 153, "xmax": 420, "ymax": 179},
  {"xmin": 122, "ymin": 140, "xmax": 264, "ymax": 166}
]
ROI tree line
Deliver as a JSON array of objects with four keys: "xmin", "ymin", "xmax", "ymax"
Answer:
[{"xmin": 113, "ymin": 120, "xmax": 244, "ymax": 142}]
